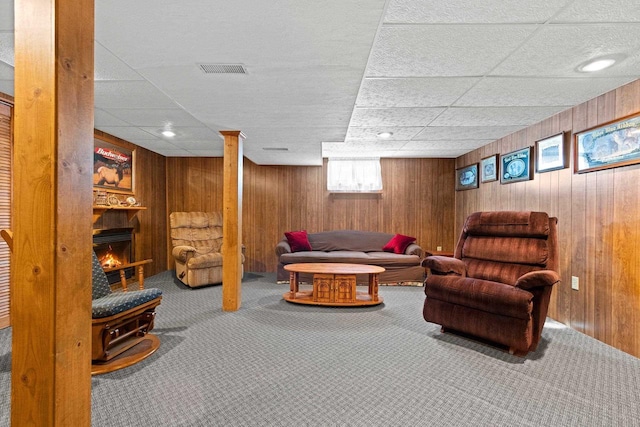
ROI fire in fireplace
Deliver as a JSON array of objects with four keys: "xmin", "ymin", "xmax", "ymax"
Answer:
[{"xmin": 93, "ymin": 228, "xmax": 134, "ymax": 284}]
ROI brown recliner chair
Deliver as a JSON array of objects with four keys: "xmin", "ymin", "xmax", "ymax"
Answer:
[
  {"xmin": 422, "ymin": 211, "xmax": 560, "ymax": 356},
  {"xmin": 169, "ymin": 211, "xmax": 244, "ymax": 288}
]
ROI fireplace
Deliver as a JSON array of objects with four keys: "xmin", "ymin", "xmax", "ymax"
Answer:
[{"xmin": 93, "ymin": 228, "xmax": 134, "ymax": 285}]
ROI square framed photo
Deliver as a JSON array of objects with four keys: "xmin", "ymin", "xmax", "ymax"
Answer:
[
  {"xmin": 574, "ymin": 113, "xmax": 640, "ymax": 173},
  {"xmin": 93, "ymin": 138, "xmax": 135, "ymax": 194},
  {"xmin": 535, "ymin": 132, "xmax": 568, "ymax": 173},
  {"xmin": 500, "ymin": 147, "xmax": 533, "ymax": 184},
  {"xmin": 480, "ymin": 154, "xmax": 498, "ymax": 183},
  {"xmin": 455, "ymin": 163, "xmax": 479, "ymax": 191}
]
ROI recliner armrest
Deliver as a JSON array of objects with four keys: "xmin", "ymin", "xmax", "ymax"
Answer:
[
  {"xmin": 275, "ymin": 241, "xmax": 292, "ymax": 256},
  {"xmin": 405, "ymin": 243, "xmax": 423, "ymax": 257},
  {"xmin": 172, "ymin": 245, "xmax": 197, "ymax": 262},
  {"xmin": 421, "ymin": 256, "xmax": 466, "ymax": 276},
  {"xmin": 515, "ymin": 270, "xmax": 560, "ymax": 290}
]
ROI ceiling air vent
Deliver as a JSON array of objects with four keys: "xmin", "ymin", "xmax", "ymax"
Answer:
[
  {"xmin": 198, "ymin": 63, "xmax": 247, "ymax": 74},
  {"xmin": 263, "ymin": 147, "xmax": 288, "ymax": 151}
]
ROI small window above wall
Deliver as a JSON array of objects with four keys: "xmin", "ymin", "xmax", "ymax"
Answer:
[{"xmin": 327, "ymin": 158, "xmax": 383, "ymax": 193}]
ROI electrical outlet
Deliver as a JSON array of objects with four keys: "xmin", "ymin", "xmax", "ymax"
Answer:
[
  {"xmin": 436, "ymin": 246, "xmax": 442, "ymax": 251},
  {"xmin": 571, "ymin": 276, "xmax": 579, "ymax": 291}
]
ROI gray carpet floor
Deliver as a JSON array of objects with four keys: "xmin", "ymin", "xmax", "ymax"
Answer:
[{"xmin": 1, "ymin": 271, "xmax": 639, "ymax": 426}]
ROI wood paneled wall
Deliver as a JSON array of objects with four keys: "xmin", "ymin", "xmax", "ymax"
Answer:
[
  {"xmin": 94, "ymin": 131, "xmax": 168, "ymax": 277},
  {"xmin": 455, "ymin": 79, "xmax": 640, "ymax": 358},
  {"xmin": 166, "ymin": 157, "xmax": 456, "ymax": 272}
]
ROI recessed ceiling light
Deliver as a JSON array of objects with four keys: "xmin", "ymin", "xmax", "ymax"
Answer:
[
  {"xmin": 377, "ymin": 132, "xmax": 393, "ymax": 139},
  {"xmin": 162, "ymin": 130, "xmax": 176, "ymax": 137},
  {"xmin": 577, "ymin": 54, "xmax": 625, "ymax": 73}
]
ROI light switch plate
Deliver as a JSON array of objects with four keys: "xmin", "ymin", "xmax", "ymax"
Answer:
[{"xmin": 571, "ymin": 276, "xmax": 579, "ymax": 291}]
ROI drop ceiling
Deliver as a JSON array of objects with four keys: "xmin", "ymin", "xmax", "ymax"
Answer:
[{"xmin": 1, "ymin": 0, "xmax": 639, "ymax": 165}]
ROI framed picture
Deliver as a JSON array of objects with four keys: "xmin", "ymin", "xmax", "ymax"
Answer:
[
  {"xmin": 535, "ymin": 132, "xmax": 568, "ymax": 173},
  {"xmin": 574, "ymin": 113, "xmax": 640, "ymax": 173},
  {"xmin": 480, "ymin": 154, "xmax": 498, "ymax": 183},
  {"xmin": 93, "ymin": 138, "xmax": 135, "ymax": 194},
  {"xmin": 455, "ymin": 163, "xmax": 479, "ymax": 191},
  {"xmin": 500, "ymin": 147, "xmax": 532, "ymax": 184}
]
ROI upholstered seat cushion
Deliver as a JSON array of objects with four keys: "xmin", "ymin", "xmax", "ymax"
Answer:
[
  {"xmin": 280, "ymin": 250, "xmax": 420, "ymax": 267},
  {"xmin": 187, "ymin": 251, "xmax": 223, "ymax": 269},
  {"xmin": 92, "ymin": 288, "xmax": 163, "ymax": 318}
]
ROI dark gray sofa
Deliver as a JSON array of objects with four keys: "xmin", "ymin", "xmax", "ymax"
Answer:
[{"xmin": 275, "ymin": 230, "xmax": 424, "ymax": 284}]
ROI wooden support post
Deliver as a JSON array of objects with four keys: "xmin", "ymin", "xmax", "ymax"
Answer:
[
  {"xmin": 12, "ymin": 0, "xmax": 94, "ymax": 425},
  {"xmin": 220, "ymin": 131, "xmax": 245, "ymax": 311}
]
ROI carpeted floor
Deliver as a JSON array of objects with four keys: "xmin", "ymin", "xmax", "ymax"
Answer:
[{"xmin": 1, "ymin": 271, "xmax": 639, "ymax": 426}]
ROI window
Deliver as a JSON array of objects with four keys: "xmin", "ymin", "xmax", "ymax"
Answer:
[{"xmin": 327, "ymin": 158, "xmax": 382, "ymax": 192}]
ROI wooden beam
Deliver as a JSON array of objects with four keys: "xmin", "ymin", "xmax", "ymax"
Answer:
[
  {"xmin": 220, "ymin": 131, "xmax": 244, "ymax": 311},
  {"xmin": 12, "ymin": 0, "xmax": 94, "ymax": 425}
]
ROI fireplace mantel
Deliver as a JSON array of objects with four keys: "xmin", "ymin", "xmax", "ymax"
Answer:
[{"xmin": 92, "ymin": 206, "xmax": 146, "ymax": 224}]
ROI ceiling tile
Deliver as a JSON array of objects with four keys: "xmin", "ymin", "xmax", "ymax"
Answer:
[
  {"xmin": 0, "ymin": 59, "xmax": 12, "ymax": 79},
  {"xmin": 413, "ymin": 125, "xmax": 525, "ymax": 141},
  {"xmin": 401, "ymin": 140, "xmax": 495, "ymax": 150},
  {"xmin": 345, "ymin": 127, "xmax": 424, "ymax": 142},
  {"xmin": 95, "ymin": 126, "xmax": 157, "ymax": 141},
  {"xmin": 94, "ymin": 81, "xmax": 180, "ymax": 109},
  {"xmin": 350, "ymin": 107, "xmax": 445, "ymax": 127},
  {"xmin": 492, "ymin": 24, "xmax": 640, "ymax": 77},
  {"xmin": 357, "ymin": 77, "xmax": 479, "ymax": 108},
  {"xmin": 367, "ymin": 25, "xmax": 536, "ymax": 77},
  {"xmin": 0, "ymin": 32, "xmax": 13, "ymax": 66},
  {"xmin": 187, "ymin": 149, "xmax": 224, "ymax": 157},
  {"xmin": 552, "ymin": 0, "xmax": 640, "ymax": 23},
  {"xmin": 95, "ymin": 42, "xmax": 144, "ymax": 81},
  {"xmin": 94, "ymin": 109, "xmax": 131, "ymax": 127},
  {"xmin": 0, "ymin": 80, "xmax": 12, "ymax": 95},
  {"xmin": 105, "ymin": 108, "xmax": 206, "ymax": 127},
  {"xmin": 430, "ymin": 106, "xmax": 568, "ymax": 127},
  {"xmin": 456, "ymin": 76, "xmax": 638, "ymax": 106},
  {"xmin": 385, "ymin": 0, "xmax": 570, "ymax": 24},
  {"xmin": 0, "ymin": 0, "xmax": 13, "ymax": 31}
]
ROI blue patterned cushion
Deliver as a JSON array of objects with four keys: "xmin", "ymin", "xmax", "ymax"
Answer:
[
  {"xmin": 92, "ymin": 288, "xmax": 162, "ymax": 318},
  {"xmin": 92, "ymin": 252, "xmax": 113, "ymax": 300}
]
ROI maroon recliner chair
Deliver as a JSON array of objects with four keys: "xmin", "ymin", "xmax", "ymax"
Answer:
[{"xmin": 422, "ymin": 211, "xmax": 560, "ymax": 356}]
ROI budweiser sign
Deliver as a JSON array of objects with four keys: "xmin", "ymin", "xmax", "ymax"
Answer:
[{"xmin": 95, "ymin": 147, "xmax": 129, "ymax": 163}]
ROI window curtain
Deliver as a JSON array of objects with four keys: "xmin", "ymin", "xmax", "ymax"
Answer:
[{"xmin": 327, "ymin": 158, "xmax": 382, "ymax": 192}]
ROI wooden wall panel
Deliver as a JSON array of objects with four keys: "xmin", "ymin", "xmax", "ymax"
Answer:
[
  {"xmin": 166, "ymin": 157, "xmax": 456, "ymax": 274},
  {"xmin": 454, "ymin": 79, "xmax": 640, "ymax": 358},
  {"xmin": 94, "ymin": 131, "xmax": 167, "ymax": 277}
]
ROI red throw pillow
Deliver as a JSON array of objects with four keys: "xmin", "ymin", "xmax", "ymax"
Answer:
[
  {"xmin": 383, "ymin": 234, "xmax": 416, "ymax": 254},
  {"xmin": 284, "ymin": 230, "xmax": 312, "ymax": 252}
]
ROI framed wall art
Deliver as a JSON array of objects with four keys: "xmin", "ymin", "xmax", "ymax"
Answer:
[
  {"xmin": 480, "ymin": 154, "xmax": 498, "ymax": 183},
  {"xmin": 535, "ymin": 132, "xmax": 569, "ymax": 173},
  {"xmin": 500, "ymin": 147, "xmax": 532, "ymax": 184},
  {"xmin": 455, "ymin": 163, "xmax": 479, "ymax": 191},
  {"xmin": 93, "ymin": 138, "xmax": 135, "ymax": 194},
  {"xmin": 574, "ymin": 113, "xmax": 640, "ymax": 173}
]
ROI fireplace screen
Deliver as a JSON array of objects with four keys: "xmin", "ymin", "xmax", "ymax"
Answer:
[{"xmin": 93, "ymin": 228, "xmax": 134, "ymax": 284}]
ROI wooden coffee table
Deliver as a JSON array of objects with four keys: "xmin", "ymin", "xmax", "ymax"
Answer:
[{"xmin": 283, "ymin": 263, "xmax": 385, "ymax": 307}]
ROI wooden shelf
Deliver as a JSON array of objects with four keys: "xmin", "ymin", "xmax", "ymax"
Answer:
[{"xmin": 93, "ymin": 206, "xmax": 147, "ymax": 224}]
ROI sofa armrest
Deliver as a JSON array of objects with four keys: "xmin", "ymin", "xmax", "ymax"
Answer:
[
  {"xmin": 421, "ymin": 256, "xmax": 466, "ymax": 276},
  {"xmin": 405, "ymin": 243, "xmax": 423, "ymax": 257},
  {"xmin": 275, "ymin": 240, "xmax": 292, "ymax": 256},
  {"xmin": 515, "ymin": 270, "xmax": 560, "ymax": 290},
  {"xmin": 172, "ymin": 245, "xmax": 197, "ymax": 263}
]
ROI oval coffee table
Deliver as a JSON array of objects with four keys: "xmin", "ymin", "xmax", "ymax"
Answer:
[{"xmin": 283, "ymin": 263, "xmax": 385, "ymax": 307}]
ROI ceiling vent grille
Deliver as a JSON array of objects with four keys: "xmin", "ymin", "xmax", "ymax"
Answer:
[
  {"xmin": 263, "ymin": 147, "xmax": 289, "ymax": 151},
  {"xmin": 198, "ymin": 63, "xmax": 247, "ymax": 74}
]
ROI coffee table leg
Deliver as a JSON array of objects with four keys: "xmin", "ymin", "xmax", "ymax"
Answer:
[
  {"xmin": 289, "ymin": 271, "xmax": 298, "ymax": 299},
  {"xmin": 370, "ymin": 273, "xmax": 379, "ymax": 302}
]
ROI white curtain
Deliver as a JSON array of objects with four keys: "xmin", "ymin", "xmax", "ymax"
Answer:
[{"xmin": 327, "ymin": 158, "xmax": 383, "ymax": 192}]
